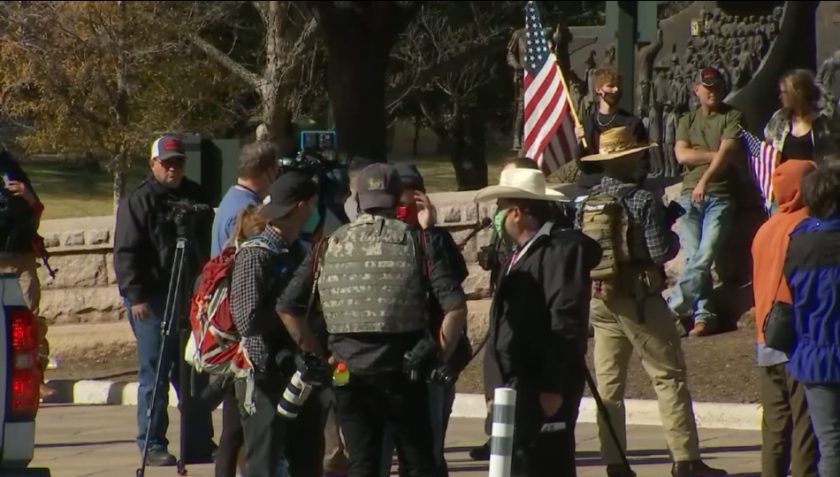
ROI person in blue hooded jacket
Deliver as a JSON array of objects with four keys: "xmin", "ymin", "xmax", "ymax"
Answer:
[{"xmin": 783, "ymin": 157, "xmax": 840, "ymax": 477}]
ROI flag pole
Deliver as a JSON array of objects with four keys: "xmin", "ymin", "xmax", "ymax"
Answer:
[{"xmin": 552, "ymin": 60, "xmax": 588, "ymax": 149}]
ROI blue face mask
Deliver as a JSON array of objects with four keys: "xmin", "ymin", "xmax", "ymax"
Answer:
[{"xmin": 302, "ymin": 206, "xmax": 321, "ymax": 234}]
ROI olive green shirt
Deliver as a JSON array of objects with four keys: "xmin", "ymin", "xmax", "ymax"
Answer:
[{"xmin": 676, "ymin": 105, "xmax": 743, "ymax": 198}]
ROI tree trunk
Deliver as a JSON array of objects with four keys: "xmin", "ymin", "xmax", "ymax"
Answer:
[
  {"xmin": 326, "ymin": 49, "xmax": 390, "ymax": 161},
  {"xmin": 412, "ymin": 114, "xmax": 421, "ymax": 156},
  {"xmin": 449, "ymin": 107, "xmax": 488, "ymax": 191},
  {"xmin": 112, "ymin": 148, "xmax": 127, "ymax": 215}
]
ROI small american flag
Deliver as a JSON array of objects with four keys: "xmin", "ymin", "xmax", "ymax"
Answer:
[
  {"xmin": 741, "ymin": 127, "xmax": 779, "ymax": 211},
  {"xmin": 523, "ymin": 1, "xmax": 576, "ymax": 175}
]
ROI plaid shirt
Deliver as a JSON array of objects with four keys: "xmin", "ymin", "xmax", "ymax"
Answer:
[
  {"xmin": 230, "ymin": 226, "xmax": 305, "ymax": 371},
  {"xmin": 576, "ymin": 176, "xmax": 679, "ymax": 265}
]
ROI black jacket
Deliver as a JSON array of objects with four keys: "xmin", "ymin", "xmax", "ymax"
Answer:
[
  {"xmin": 485, "ymin": 222, "xmax": 602, "ymax": 395},
  {"xmin": 0, "ymin": 151, "xmax": 41, "ymax": 254},
  {"xmin": 574, "ymin": 110, "xmax": 650, "ymax": 189},
  {"xmin": 114, "ymin": 174, "xmax": 212, "ymax": 304}
]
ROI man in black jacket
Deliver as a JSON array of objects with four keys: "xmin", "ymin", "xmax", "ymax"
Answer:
[
  {"xmin": 474, "ymin": 168, "xmax": 602, "ymax": 477},
  {"xmin": 114, "ymin": 135, "xmax": 215, "ymax": 466}
]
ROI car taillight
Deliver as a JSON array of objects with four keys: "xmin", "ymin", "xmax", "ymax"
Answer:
[{"xmin": 9, "ymin": 306, "xmax": 40, "ymax": 420}]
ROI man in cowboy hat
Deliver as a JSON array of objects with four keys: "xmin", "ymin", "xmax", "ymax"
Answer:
[
  {"xmin": 576, "ymin": 126, "xmax": 727, "ymax": 477},
  {"xmin": 475, "ymin": 168, "xmax": 602, "ymax": 477},
  {"xmin": 670, "ymin": 66, "xmax": 743, "ymax": 337}
]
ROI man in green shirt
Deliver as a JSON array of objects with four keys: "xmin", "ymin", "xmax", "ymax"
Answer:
[{"xmin": 669, "ymin": 67, "xmax": 743, "ymax": 337}]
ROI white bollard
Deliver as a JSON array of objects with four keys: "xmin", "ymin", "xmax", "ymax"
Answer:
[{"xmin": 488, "ymin": 387, "xmax": 517, "ymax": 477}]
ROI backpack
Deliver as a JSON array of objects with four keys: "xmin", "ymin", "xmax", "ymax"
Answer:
[
  {"xmin": 580, "ymin": 187, "xmax": 635, "ymax": 299},
  {"xmin": 184, "ymin": 235, "xmax": 279, "ymax": 378}
]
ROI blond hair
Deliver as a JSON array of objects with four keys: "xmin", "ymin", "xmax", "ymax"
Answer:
[
  {"xmin": 229, "ymin": 204, "xmax": 268, "ymax": 248},
  {"xmin": 780, "ymin": 69, "xmax": 820, "ymax": 116}
]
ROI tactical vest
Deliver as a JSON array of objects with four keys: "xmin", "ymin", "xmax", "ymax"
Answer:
[
  {"xmin": 317, "ymin": 213, "xmax": 427, "ymax": 334},
  {"xmin": 580, "ymin": 186, "xmax": 663, "ymax": 300}
]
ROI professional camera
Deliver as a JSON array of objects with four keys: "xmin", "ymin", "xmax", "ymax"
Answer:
[
  {"xmin": 403, "ymin": 338, "xmax": 454, "ymax": 385},
  {"xmin": 276, "ymin": 352, "xmax": 333, "ymax": 420},
  {"xmin": 279, "ymin": 130, "xmax": 344, "ymax": 175}
]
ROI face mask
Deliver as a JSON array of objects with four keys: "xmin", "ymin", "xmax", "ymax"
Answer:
[
  {"xmin": 493, "ymin": 209, "xmax": 509, "ymax": 244},
  {"xmin": 397, "ymin": 204, "xmax": 419, "ymax": 227},
  {"xmin": 302, "ymin": 206, "xmax": 321, "ymax": 234}
]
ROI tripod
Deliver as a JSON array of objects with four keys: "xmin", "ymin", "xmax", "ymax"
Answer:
[{"xmin": 136, "ymin": 210, "xmax": 199, "ymax": 477}]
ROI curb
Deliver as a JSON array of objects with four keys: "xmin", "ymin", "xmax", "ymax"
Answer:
[{"xmin": 44, "ymin": 379, "xmax": 762, "ymax": 431}]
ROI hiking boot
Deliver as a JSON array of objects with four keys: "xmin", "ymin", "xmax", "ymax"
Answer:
[
  {"xmin": 671, "ymin": 460, "xmax": 727, "ymax": 477},
  {"xmin": 144, "ymin": 449, "xmax": 177, "ymax": 467},
  {"xmin": 606, "ymin": 464, "xmax": 636, "ymax": 477},
  {"xmin": 688, "ymin": 322, "xmax": 714, "ymax": 338},
  {"xmin": 468, "ymin": 440, "xmax": 490, "ymax": 461}
]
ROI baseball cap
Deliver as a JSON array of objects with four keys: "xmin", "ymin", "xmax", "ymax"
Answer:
[
  {"xmin": 394, "ymin": 163, "xmax": 426, "ymax": 193},
  {"xmin": 697, "ymin": 67, "xmax": 725, "ymax": 88},
  {"xmin": 259, "ymin": 171, "xmax": 318, "ymax": 221},
  {"xmin": 150, "ymin": 135, "xmax": 186, "ymax": 161},
  {"xmin": 356, "ymin": 163, "xmax": 403, "ymax": 211}
]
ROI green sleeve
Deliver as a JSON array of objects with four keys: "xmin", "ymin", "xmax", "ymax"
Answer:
[
  {"xmin": 721, "ymin": 110, "xmax": 744, "ymax": 140},
  {"xmin": 676, "ymin": 115, "xmax": 690, "ymax": 143}
]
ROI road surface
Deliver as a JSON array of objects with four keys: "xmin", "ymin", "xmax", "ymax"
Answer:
[{"xmin": 32, "ymin": 405, "xmax": 762, "ymax": 476}]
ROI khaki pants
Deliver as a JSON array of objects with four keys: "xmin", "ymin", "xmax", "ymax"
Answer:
[
  {"xmin": 0, "ymin": 254, "xmax": 49, "ymax": 370},
  {"xmin": 590, "ymin": 294, "xmax": 700, "ymax": 464}
]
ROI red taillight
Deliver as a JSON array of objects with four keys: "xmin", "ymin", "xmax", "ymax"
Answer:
[{"xmin": 8, "ymin": 306, "xmax": 40, "ymax": 419}]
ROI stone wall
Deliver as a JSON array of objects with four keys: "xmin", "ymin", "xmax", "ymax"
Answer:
[
  {"xmin": 36, "ymin": 186, "xmax": 760, "ymax": 329},
  {"xmin": 36, "ymin": 193, "xmax": 499, "ymax": 325},
  {"xmin": 38, "ymin": 216, "xmax": 124, "ymax": 324}
]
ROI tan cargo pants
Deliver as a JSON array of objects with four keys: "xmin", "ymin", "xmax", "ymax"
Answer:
[
  {"xmin": 590, "ymin": 293, "xmax": 701, "ymax": 464},
  {"xmin": 0, "ymin": 253, "xmax": 49, "ymax": 370}
]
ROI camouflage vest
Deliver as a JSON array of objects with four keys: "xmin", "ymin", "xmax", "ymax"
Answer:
[
  {"xmin": 317, "ymin": 213, "xmax": 427, "ymax": 334},
  {"xmin": 580, "ymin": 186, "xmax": 661, "ymax": 300}
]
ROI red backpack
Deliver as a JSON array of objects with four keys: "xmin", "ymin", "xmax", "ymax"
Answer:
[{"xmin": 184, "ymin": 236, "xmax": 277, "ymax": 378}]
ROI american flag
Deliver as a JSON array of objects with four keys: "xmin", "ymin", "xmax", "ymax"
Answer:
[
  {"xmin": 523, "ymin": 1, "xmax": 576, "ymax": 175},
  {"xmin": 741, "ymin": 127, "xmax": 779, "ymax": 211}
]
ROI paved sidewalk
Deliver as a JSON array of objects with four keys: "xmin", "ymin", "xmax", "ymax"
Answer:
[{"xmin": 32, "ymin": 405, "xmax": 762, "ymax": 477}]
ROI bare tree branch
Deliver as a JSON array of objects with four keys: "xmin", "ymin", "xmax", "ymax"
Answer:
[{"xmin": 189, "ymin": 34, "xmax": 261, "ymax": 87}]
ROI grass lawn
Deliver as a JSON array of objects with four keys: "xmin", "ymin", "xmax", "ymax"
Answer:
[
  {"xmin": 25, "ymin": 161, "xmax": 148, "ymax": 220},
  {"xmin": 27, "ymin": 155, "xmax": 509, "ymax": 220}
]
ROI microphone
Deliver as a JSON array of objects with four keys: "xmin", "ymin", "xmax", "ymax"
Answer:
[{"xmin": 457, "ymin": 217, "xmax": 492, "ymax": 251}]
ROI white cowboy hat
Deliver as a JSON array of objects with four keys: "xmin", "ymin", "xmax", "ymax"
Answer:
[
  {"xmin": 580, "ymin": 126, "xmax": 656, "ymax": 162},
  {"xmin": 474, "ymin": 168, "xmax": 567, "ymax": 203}
]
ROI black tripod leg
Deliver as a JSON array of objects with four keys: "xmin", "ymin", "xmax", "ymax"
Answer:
[
  {"xmin": 137, "ymin": 242, "xmax": 187, "ymax": 477},
  {"xmin": 583, "ymin": 365, "xmax": 634, "ymax": 474}
]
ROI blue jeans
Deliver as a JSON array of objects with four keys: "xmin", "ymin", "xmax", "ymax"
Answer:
[
  {"xmin": 668, "ymin": 193, "xmax": 735, "ymax": 325},
  {"xmin": 126, "ymin": 295, "xmax": 215, "ymax": 454},
  {"xmin": 804, "ymin": 383, "xmax": 840, "ymax": 477},
  {"xmin": 380, "ymin": 381, "xmax": 456, "ymax": 476}
]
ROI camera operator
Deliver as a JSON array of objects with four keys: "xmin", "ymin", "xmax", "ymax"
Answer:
[
  {"xmin": 474, "ymin": 168, "xmax": 602, "ymax": 477},
  {"xmin": 279, "ymin": 164, "xmax": 468, "ymax": 477},
  {"xmin": 0, "ymin": 149, "xmax": 51, "ymax": 395},
  {"xmin": 229, "ymin": 172, "xmax": 326, "ymax": 477},
  {"xmin": 113, "ymin": 136, "xmax": 216, "ymax": 466}
]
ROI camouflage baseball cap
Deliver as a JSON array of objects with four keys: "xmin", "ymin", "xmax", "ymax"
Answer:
[{"xmin": 356, "ymin": 163, "xmax": 403, "ymax": 211}]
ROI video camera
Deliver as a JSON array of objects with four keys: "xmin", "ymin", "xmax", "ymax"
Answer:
[
  {"xmin": 279, "ymin": 130, "xmax": 345, "ymax": 176},
  {"xmin": 404, "ymin": 337, "xmax": 454, "ymax": 385},
  {"xmin": 165, "ymin": 199, "xmax": 212, "ymax": 238}
]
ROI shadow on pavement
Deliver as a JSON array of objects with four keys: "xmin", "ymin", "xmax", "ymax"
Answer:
[{"xmin": 35, "ymin": 439, "xmax": 135, "ymax": 449}]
